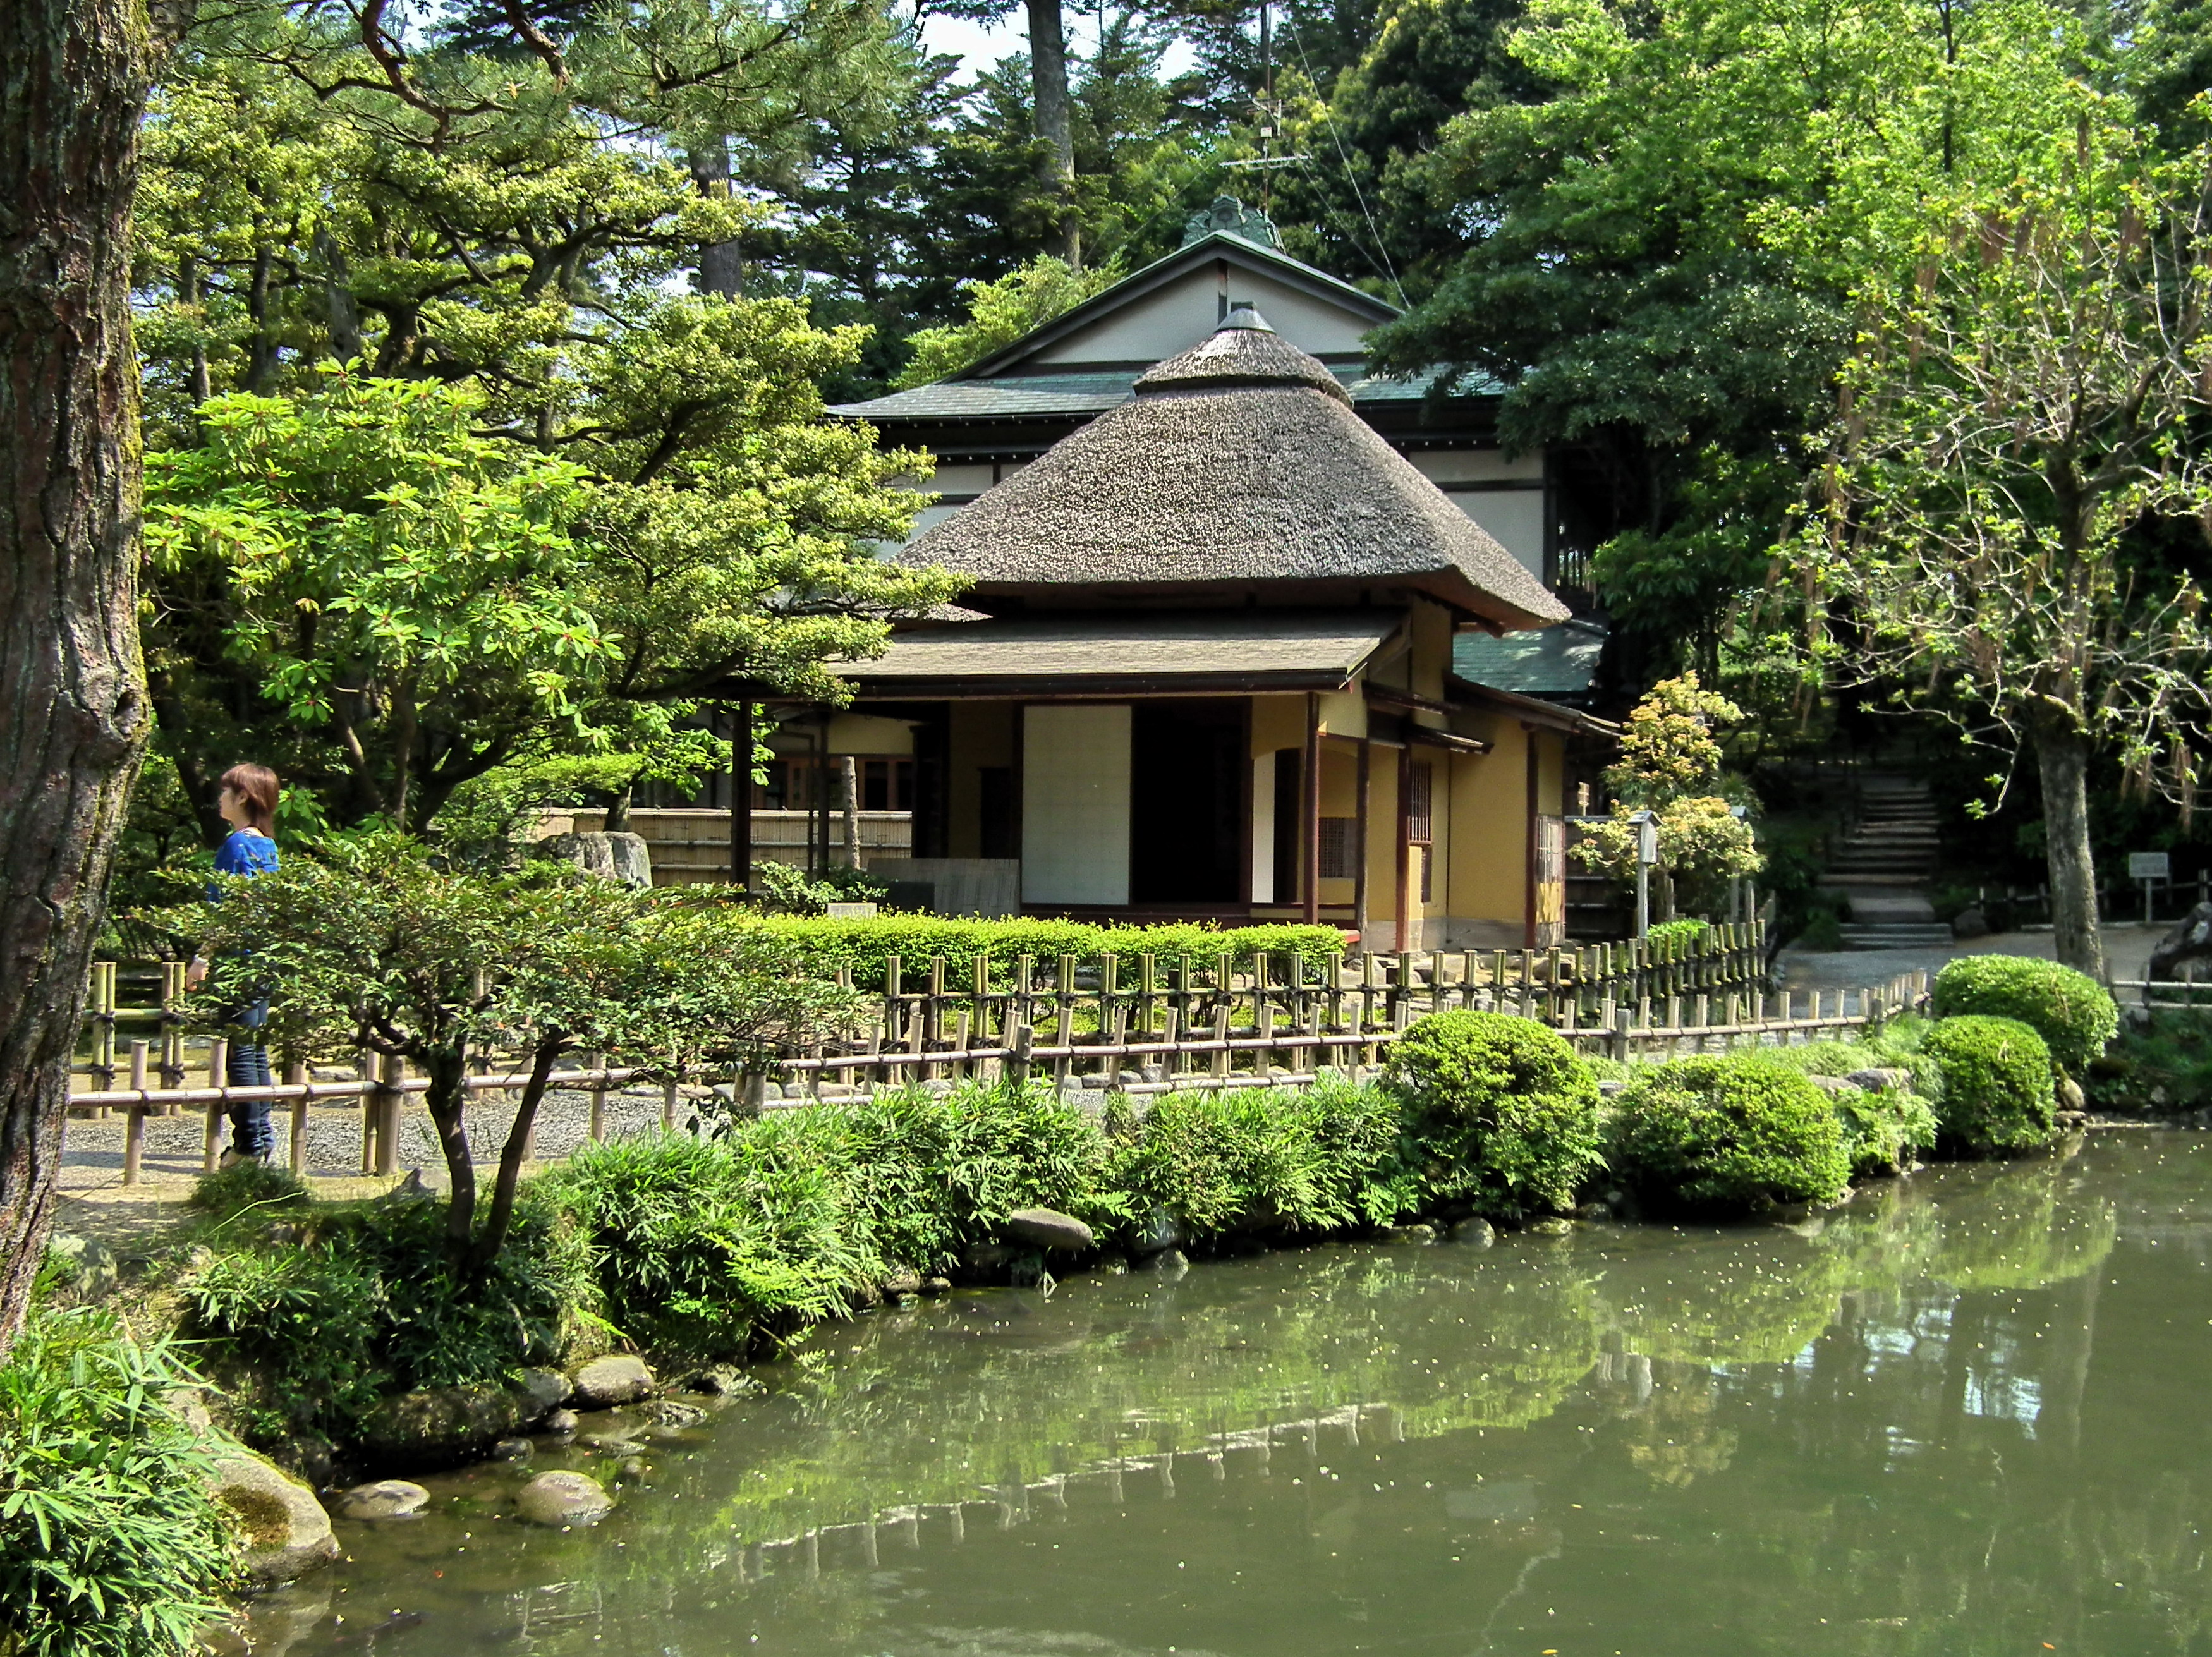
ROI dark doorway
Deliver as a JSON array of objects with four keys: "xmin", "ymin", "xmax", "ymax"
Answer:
[
  {"xmin": 1130, "ymin": 701, "xmax": 1246, "ymax": 905},
  {"xmin": 978, "ymin": 767, "xmax": 1015, "ymax": 859}
]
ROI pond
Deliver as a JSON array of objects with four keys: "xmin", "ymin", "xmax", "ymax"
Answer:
[{"xmin": 252, "ymin": 1132, "xmax": 2212, "ymax": 1657}]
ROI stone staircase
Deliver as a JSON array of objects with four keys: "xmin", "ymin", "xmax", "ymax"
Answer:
[{"xmin": 1820, "ymin": 776, "xmax": 1952, "ymax": 949}]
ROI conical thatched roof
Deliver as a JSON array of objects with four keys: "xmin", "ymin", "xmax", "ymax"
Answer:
[{"xmin": 898, "ymin": 310, "xmax": 1568, "ymax": 631}]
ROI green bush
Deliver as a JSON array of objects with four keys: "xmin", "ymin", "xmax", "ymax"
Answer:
[
  {"xmin": 1107, "ymin": 1077, "xmax": 1413, "ymax": 1241},
  {"xmin": 1646, "ymin": 918, "xmax": 1711, "ymax": 946},
  {"xmin": 0, "ymin": 1309, "xmax": 236, "ymax": 1657},
  {"xmin": 1831, "ymin": 1082, "xmax": 1938, "ymax": 1176},
  {"xmin": 1921, "ymin": 1015, "xmax": 2058, "ymax": 1154},
  {"xmin": 182, "ymin": 1185, "xmax": 589, "ymax": 1443},
  {"xmin": 831, "ymin": 1081, "xmax": 1118, "ymax": 1272},
  {"xmin": 554, "ymin": 1124, "xmax": 873, "ymax": 1357},
  {"xmin": 1383, "ymin": 1011, "xmax": 1605, "ymax": 1218},
  {"xmin": 1610, "ymin": 1054, "xmax": 1852, "ymax": 1213},
  {"xmin": 742, "ymin": 914, "xmax": 1346, "ymax": 992},
  {"xmin": 1930, "ymin": 954, "xmax": 2118, "ymax": 1075},
  {"xmin": 188, "ymin": 1158, "xmax": 308, "ymax": 1223}
]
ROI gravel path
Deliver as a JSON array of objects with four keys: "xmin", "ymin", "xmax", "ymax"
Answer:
[
  {"xmin": 1775, "ymin": 923, "xmax": 2165, "ymax": 993},
  {"xmin": 58, "ymin": 1079, "xmax": 681, "ymax": 1221}
]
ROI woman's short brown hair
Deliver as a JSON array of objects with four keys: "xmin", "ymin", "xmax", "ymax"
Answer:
[{"xmin": 220, "ymin": 763, "xmax": 280, "ymax": 834}]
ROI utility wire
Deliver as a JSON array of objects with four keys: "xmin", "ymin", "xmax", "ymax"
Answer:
[{"xmin": 1287, "ymin": 26, "xmax": 1407, "ymax": 309}]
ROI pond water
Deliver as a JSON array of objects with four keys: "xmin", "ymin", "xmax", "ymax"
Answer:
[{"xmin": 255, "ymin": 1132, "xmax": 2212, "ymax": 1657}]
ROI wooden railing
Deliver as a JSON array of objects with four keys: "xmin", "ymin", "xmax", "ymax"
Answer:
[{"xmin": 64, "ymin": 931, "xmax": 1928, "ymax": 1187}]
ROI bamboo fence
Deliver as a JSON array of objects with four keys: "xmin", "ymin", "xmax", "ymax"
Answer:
[{"xmin": 64, "ymin": 923, "xmax": 1927, "ymax": 1185}]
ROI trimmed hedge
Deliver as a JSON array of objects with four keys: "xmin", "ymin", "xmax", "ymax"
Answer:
[
  {"xmin": 1921, "ymin": 1015, "xmax": 2057, "ymax": 1154},
  {"xmin": 1609, "ymin": 1054, "xmax": 1853, "ymax": 1213},
  {"xmin": 739, "ymin": 915, "xmax": 1348, "ymax": 992},
  {"xmin": 1930, "ymin": 954, "xmax": 2117, "ymax": 1076},
  {"xmin": 1385, "ymin": 1011, "xmax": 1605, "ymax": 1218}
]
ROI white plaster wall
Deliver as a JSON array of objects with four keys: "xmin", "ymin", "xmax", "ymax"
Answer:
[
  {"xmin": 1027, "ymin": 266, "xmax": 1376, "ymax": 365},
  {"xmin": 1251, "ymin": 750, "xmax": 1276, "ymax": 903},
  {"xmin": 1023, "ymin": 705, "xmax": 1131, "ymax": 906},
  {"xmin": 1448, "ymin": 489, "xmax": 1548, "ymax": 580},
  {"xmin": 1410, "ymin": 450, "xmax": 1544, "ymax": 485}
]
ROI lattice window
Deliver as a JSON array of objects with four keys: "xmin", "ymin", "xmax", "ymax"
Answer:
[
  {"xmin": 1319, "ymin": 817, "xmax": 1357, "ymax": 879},
  {"xmin": 1408, "ymin": 762, "xmax": 1434, "ymax": 844}
]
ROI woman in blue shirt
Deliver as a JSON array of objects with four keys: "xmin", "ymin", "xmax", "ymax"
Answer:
[{"xmin": 187, "ymin": 764, "xmax": 282, "ymax": 1164}]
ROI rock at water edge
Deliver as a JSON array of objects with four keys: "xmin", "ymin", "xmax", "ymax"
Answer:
[
  {"xmin": 517, "ymin": 1471, "xmax": 614, "ymax": 1527},
  {"xmin": 337, "ymin": 1480, "xmax": 429, "ymax": 1522},
  {"xmin": 1004, "ymin": 1207, "xmax": 1094, "ymax": 1253},
  {"xmin": 1449, "ymin": 1218, "xmax": 1497, "ymax": 1247},
  {"xmin": 358, "ymin": 1384, "xmax": 524, "ymax": 1467},
  {"xmin": 212, "ymin": 1452, "xmax": 339, "ymax": 1586},
  {"xmin": 1136, "ymin": 1247, "xmax": 1189, "ymax": 1277},
  {"xmin": 510, "ymin": 1367, "xmax": 568, "ymax": 1424},
  {"xmin": 568, "ymin": 1354, "xmax": 656, "ymax": 1408}
]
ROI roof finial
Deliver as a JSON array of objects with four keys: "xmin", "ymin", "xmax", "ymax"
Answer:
[{"xmin": 1218, "ymin": 305, "xmax": 1274, "ymax": 333}]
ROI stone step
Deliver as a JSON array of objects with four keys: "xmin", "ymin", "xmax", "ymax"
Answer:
[
  {"xmin": 1849, "ymin": 895, "xmax": 1937, "ymax": 923},
  {"xmin": 1837, "ymin": 925, "xmax": 1957, "ymax": 949}
]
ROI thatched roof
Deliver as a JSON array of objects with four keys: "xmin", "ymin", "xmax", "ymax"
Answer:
[{"xmin": 897, "ymin": 310, "xmax": 1569, "ymax": 631}]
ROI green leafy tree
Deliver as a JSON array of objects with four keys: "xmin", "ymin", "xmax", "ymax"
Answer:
[
  {"xmin": 894, "ymin": 254, "xmax": 1121, "ymax": 387},
  {"xmin": 1367, "ymin": 0, "xmax": 2098, "ymax": 680},
  {"xmin": 1797, "ymin": 116, "xmax": 2212, "ymax": 978},
  {"xmin": 195, "ymin": 838, "xmax": 856, "ymax": 1270},
  {"xmin": 1572, "ymin": 674, "xmax": 1761, "ymax": 920},
  {"xmin": 145, "ymin": 372, "xmax": 608, "ymax": 832}
]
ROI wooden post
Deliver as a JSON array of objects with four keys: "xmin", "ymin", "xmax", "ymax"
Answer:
[
  {"xmin": 92, "ymin": 959, "xmax": 117, "ymax": 1103},
  {"xmin": 729, "ymin": 701, "xmax": 753, "ymax": 889},
  {"xmin": 359, "ymin": 1051, "xmax": 377, "ymax": 1172},
  {"xmin": 375, "ymin": 1053, "xmax": 403, "ymax": 1177},
  {"xmin": 1395, "ymin": 741, "xmax": 1413, "ymax": 952},
  {"xmin": 587, "ymin": 1051, "xmax": 607, "ymax": 1143},
  {"xmin": 286, "ymin": 1057, "xmax": 310, "ymax": 1172},
  {"xmin": 1303, "ymin": 691, "xmax": 1322, "ymax": 926},
  {"xmin": 160, "ymin": 960, "xmax": 186, "ymax": 1098},
  {"xmin": 1352, "ymin": 737, "xmax": 1371, "ymax": 944},
  {"xmin": 841, "ymin": 753, "xmax": 863, "ymax": 870},
  {"xmin": 202, "ymin": 1036, "xmax": 228, "ymax": 1174},
  {"xmin": 123, "ymin": 1040, "xmax": 149, "ymax": 1186}
]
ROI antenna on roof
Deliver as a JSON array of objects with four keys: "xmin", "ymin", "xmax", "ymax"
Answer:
[{"xmin": 1222, "ymin": 0, "xmax": 1307, "ymax": 210}]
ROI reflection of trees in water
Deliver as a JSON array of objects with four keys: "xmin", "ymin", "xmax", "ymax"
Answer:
[{"xmin": 275, "ymin": 1151, "xmax": 2151, "ymax": 1657}]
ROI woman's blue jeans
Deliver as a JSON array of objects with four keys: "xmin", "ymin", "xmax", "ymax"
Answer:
[{"xmin": 224, "ymin": 999, "xmax": 276, "ymax": 1158}]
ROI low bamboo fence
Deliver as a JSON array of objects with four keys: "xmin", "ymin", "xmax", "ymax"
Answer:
[{"xmin": 64, "ymin": 925, "xmax": 1925, "ymax": 1187}]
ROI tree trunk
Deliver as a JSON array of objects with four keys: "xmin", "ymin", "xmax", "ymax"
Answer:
[
  {"xmin": 2033, "ymin": 712, "xmax": 2106, "ymax": 979},
  {"xmin": 840, "ymin": 755, "xmax": 861, "ymax": 871},
  {"xmin": 0, "ymin": 0, "xmax": 171, "ymax": 1356},
  {"xmin": 422, "ymin": 1054, "xmax": 478, "ymax": 1261},
  {"xmin": 1024, "ymin": 0, "xmax": 1079, "ymax": 269},
  {"xmin": 689, "ymin": 141, "xmax": 744, "ymax": 298},
  {"xmin": 604, "ymin": 775, "xmax": 634, "ymax": 836},
  {"xmin": 470, "ymin": 1041, "xmax": 558, "ymax": 1274}
]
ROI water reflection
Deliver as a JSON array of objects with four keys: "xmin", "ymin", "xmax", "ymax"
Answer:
[{"xmin": 258, "ymin": 1138, "xmax": 2212, "ymax": 1657}]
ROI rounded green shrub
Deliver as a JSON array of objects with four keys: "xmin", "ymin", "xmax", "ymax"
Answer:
[
  {"xmin": 1930, "ymin": 954, "xmax": 2117, "ymax": 1076},
  {"xmin": 1609, "ymin": 1054, "xmax": 1852, "ymax": 1213},
  {"xmin": 1383, "ymin": 1010, "xmax": 1604, "ymax": 1217},
  {"xmin": 1921, "ymin": 1014, "xmax": 2057, "ymax": 1154}
]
